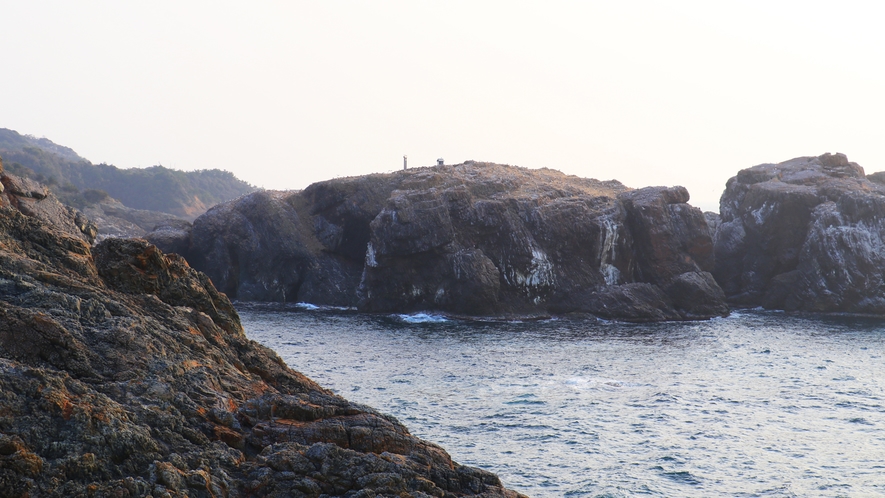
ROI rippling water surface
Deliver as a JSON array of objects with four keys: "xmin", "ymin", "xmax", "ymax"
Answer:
[{"xmin": 239, "ymin": 305, "xmax": 885, "ymax": 497}]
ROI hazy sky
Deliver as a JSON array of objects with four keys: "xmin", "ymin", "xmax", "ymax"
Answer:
[{"xmin": 3, "ymin": 1, "xmax": 884, "ymax": 211}]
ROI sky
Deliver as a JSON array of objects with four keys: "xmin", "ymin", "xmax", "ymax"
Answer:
[{"xmin": 3, "ymin": 1, "xmax": 885, "ymax": 212}]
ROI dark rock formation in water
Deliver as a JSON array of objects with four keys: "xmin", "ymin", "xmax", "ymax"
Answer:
[
  {"xmin": 713, "ymin": 152, "xmax": 885, "ymax": 313},
  {"xmin": 0, "ymin": 160, "xmax": 523, "ymax": 496},
  {"xmin": 150, "ymin": 162, "xmax": 728, "ymax": 321}
]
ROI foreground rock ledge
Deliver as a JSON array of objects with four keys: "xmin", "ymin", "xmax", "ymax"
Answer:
[
  {"xmin": 150, "ymin": 162, "xmax": 728, "ymax": 322},
  {"xmin": 0, "ymin": 164, "xmax": 523, "ymax": 496},
  {"xmin": 713, "ymin": 152, "xmax": 885, "ymax": 313}
]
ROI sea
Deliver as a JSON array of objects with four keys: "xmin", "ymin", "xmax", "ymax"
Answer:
[{"xmin": 239, "ymin": 304, "xmax": 885, "ymax": 497}]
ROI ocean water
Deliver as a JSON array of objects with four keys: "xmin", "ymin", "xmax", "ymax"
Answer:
[{"xmin": 239, "ymin": 304, "xmax": 885, "ymax": 497}]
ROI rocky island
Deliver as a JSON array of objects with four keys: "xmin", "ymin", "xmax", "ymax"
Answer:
[
  {"xmin": 712, "ymin": 152, "xmax": 885, "ymax": 314},
  {"xmin": 150, "ymin": 162, "xmax": 728, "ymax": 322},
  {"xmin": 0, "ymin": 160, "xmax": 523, "ymax": 496}
]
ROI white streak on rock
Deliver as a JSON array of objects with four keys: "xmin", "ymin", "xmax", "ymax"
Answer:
[
  {"xmin": 598, "ymin": 216, "xmax": 620, "ymax": 285},
  {"xmin": 365, "ymin": 242, "xmax": 378, "ymax": 268}
]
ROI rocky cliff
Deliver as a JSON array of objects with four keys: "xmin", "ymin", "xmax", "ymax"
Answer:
[
  {"xmin": 150, "ymin": 162, "xmax": 728, "ymax": 321},
  {"xmin": 713, "ymin": 152, "xmax": 885, "ymax": 313},
  {"xmin": 0, "ymin": 161, "xmax": 523, "ymax": 497}
]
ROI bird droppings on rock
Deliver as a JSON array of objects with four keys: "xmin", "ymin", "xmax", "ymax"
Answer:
[{"xmin": 713, "ymin": 152, "xmax": 885, "ymax": 314}]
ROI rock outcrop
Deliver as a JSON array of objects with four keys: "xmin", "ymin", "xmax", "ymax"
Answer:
[
  {"xmin": 0, "ymin": 168, "xmax": 98, "ymax": 244},
  {"xmin": 0, "ymin": 160, "xmax": 523, "ymax": 496},
  {"xmin": 150, "ymin": 162, "xmax": 727, "ymax": 321},
  {"xmin": 713, "ymin": 152, "xmax": 885, "ymax": 313}
]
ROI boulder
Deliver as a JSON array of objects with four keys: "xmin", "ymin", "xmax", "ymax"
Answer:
[
  {"xmin": 0, "ymin": 172, "xmax": 525, "ymax": 497},
  {"xmin": 0, "ymin": 159, "xmax": 96, "ymax": 244},
  {"xmin": 155, "ymin": 162, "xmax": 728, "ymax": 321},
  {"xmin": 713, "ymin": 152, "xmax": 885, "ymax": 313}
]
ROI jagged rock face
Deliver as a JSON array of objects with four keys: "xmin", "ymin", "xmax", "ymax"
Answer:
[
  {"xmin": 153, "ymin": 162, "xmax": 727, "ymax": 321},
  {"xmin": 184, "ymin": 190, "xmax": 362, "ymax": 305},
  {"xmin": 0, "ymin": 172, "xmax": 523, "ymax": 496},
  {"xmin": 714, "ymin": 152, "xmax": 885, "ymax": 313}
]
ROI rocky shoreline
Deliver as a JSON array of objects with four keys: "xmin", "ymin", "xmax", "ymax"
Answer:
[
  {"xmin": 4, "ymin": 150, "xmax": 884, "ymax": 495},
  {"xmin": 0, "ymin": 161, "xmax": 524, "ymax": 496}
]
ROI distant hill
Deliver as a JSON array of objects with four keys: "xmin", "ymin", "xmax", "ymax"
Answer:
[{"xmin": 0, "ymin": 128, "xmax": 256, "ymax": 220}]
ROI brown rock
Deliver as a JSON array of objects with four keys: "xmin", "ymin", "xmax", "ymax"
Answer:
[
  {"xmin": 0, "ymin": 170, "xmax": 96, "ymax": 244},
  {"xmin": 0, "ymin": 176, "xmax": 526, "ymax": 496}
]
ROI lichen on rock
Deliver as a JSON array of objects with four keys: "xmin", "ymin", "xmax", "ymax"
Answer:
[{"xmin": 0, "ymin": 160, "xmax": 525, "ymax": 497}]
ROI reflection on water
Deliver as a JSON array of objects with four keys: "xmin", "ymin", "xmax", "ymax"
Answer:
[{"xmin": 239, "ymin": 304, "xmax": 885, "ymax": 497}]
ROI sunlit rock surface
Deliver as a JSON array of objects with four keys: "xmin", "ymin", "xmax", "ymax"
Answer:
[
  {"xmin": 151, "ymin": 162, "xmax": 727, "ymax": 321},
  {"xmin": 0, "ymin": 158, "xmax": 524, "ymax": 497},
  {"xmin": 81, "ymin": 198, "xmax": 186, "ymax": 242},
  {"xmin": 714, "ymin": 152, "xmax": 885, "ymax": 313}
]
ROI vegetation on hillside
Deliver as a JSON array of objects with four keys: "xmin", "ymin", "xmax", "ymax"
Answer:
[
  {"xmin": 0, "ymin": 127, "xmax": 83, "ymax": 161},
  {"xmin": 0, "ymin": 128, "xmax": 255, "ymax": 218}
]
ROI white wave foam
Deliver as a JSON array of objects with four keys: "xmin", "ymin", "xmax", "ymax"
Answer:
[
  {"xmin": 565, "ymin": 376, "xmax": 629, "ymax": 389},
  {"xmin": 294, "ymin": 302, "xmax": 355, "ymax": 312},
  {"xmin": 397, "ymin": 313, "xmax": 449, "ymax": 324}
]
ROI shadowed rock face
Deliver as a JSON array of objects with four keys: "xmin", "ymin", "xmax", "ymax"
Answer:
[
  {"xmin": 0, "ymin": 159, "xmax": 523, "ymax": 497},
  {"xmin": 151, "ymin": 162, "xmax": 727, "ymax": 321},
  {"xmin": 713, "ymin": 152, "xmax": 885, "ymax": 313}
]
